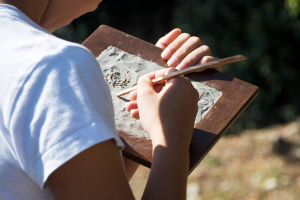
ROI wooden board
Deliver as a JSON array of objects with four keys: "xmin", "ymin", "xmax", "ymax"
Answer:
[{"xmin": 82, "ymin": 25, "xmax": 258, "ymax": 173}]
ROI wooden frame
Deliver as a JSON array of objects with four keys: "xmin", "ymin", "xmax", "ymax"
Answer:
[{"xmin": 82, "ymin": 25, "xmax": 258, "ymax": 173}]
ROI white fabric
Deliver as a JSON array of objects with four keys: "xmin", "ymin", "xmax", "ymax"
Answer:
[{"xmin": 0, "ymin": 4, "xmax": 123, "ymax": 200}]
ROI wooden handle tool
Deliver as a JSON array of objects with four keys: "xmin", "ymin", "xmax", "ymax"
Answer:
[{"xmin": 116, "ymin": 55, "xmax": 246, "ymax": 97}]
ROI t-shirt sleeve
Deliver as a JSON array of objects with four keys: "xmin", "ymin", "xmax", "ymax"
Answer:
[{"xmin": 8, "ymin": 45, "xmax": 123, "ymax": 189}]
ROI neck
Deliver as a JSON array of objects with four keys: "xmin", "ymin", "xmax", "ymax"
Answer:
[{"xmin": 0, "ymin": 0, "xmax": 49, "ymax": 25}]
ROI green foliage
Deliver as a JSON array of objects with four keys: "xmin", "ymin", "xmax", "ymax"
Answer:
[
  {"xmin": 172, "ymin": 0, "xmax": 300, "ymax": 132},
  {"xmin": 54, "ymin": 0, "xmax": 300, "ymax": 133},
  {"xmin": 286, "ymin": 0, "xmax": 300, "ymax": 17}
]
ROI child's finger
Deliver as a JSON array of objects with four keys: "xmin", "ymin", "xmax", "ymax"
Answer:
[
  {"xmin": 127, "ymin": 68, "xmax": 171, "ymax": 101},
  {"xmin": 155, "ymin": 28, "xmax": 181, "ymax": 49},
  {"xmin": 143, "ymin": 68, "xmax": 169, "ymax": 80},
  {"xmin": 129, "ymin": 91, "xmax": 137, "ymax": 101},
  {"xmin": 175, "ymin": 45, "xmax": 211, "ymax": 70},
  {"xmin": 126, "ymin": 101, "xmax": 138, "ymax": 112},
  {"xmin": 200, "ymin": 56, "xmax": 222, "ymax": 72},
  {"xmin": 129, "ymin": 83, "xmax": 165, "ymax": 99},
  {"xmin": 167, "ymin": 37, "xmax": 202, "ymax": 68},
  {"xmin": 130, "ymin": 109, "xmax": 140, "ymax": 119},
  {"xmin": 161, "ymin": 33, "xmax": 191, "ymax": 60}
]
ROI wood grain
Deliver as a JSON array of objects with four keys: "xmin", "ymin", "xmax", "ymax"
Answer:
[{"xmin": 82, "ymin": 25, "xmax": 258, "ymax": 173}]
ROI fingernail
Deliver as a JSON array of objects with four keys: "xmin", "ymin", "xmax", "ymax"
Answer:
[
  {"xmin": 167, "ymin": 56, "xmax": 179, "ymax": 68},
  {"xmin": 161, "ymin": 49, "xmax": 172, "ymax": 60}
]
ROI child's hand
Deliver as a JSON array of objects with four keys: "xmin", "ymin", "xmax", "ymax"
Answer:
[
  {"xmin": 156, "ymin": 29, "xmax": 222, "ymax": 71},
  {"xmin": 126, "ymin": 68, "xmax": 199, "ymax": 149}
]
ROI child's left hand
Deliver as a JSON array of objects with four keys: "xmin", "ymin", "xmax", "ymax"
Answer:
[{"xmin": 156, "ymin": 28, "xmax": 222, "ymax": 71}]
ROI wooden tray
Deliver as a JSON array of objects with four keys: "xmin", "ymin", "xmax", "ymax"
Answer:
[{"xmin": 82, "ymin": 25, "xmax": 258, "ymax": 173}]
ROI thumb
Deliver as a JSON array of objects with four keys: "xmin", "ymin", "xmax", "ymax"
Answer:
[{"xmin": 137, "ymin": 75, "xmax": 156, "ymax": 100}]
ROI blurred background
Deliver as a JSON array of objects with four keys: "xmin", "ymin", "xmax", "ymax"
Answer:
[{"xmin": 54, "ymin": 0, "xmax": 300, "ymax": 199}]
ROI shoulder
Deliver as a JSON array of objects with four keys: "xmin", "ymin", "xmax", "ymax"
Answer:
[
  {"xmin": 42, "ymin": 40, "xmax": 98, "ymax": 71},
  {"xmin": 26, "ymin": 31, "xmax": 101, "ymax": 81},
  {"xmin": 0, "ymin": 4, "xmax": 98, "ymax": 71}
]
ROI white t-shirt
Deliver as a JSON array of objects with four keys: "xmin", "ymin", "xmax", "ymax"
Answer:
[{"xmin": 0, "ymin": 4, "xmax": 123, "ymax": 200}]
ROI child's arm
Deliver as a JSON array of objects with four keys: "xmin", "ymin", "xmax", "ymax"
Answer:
[
  {"xmin": 123, "ymin": 157, "xmax": 140, "ymax": 180},
  {"xmin": 48, "ymin": 139, "xmax": 135, "ymax": 200},
  {"xmin": 127, "ymin": 68, "xmax": 199, "ymax": 200}
]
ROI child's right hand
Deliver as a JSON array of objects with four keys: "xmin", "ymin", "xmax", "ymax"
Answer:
[{"xmin": 126, "ymin": 68, "xmax": 199, "ymax": 150}]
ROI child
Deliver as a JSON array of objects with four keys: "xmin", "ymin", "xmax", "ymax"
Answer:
[{"xmin": 0, "ymin": 0, "xmax": 218, "ymax": 199}]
